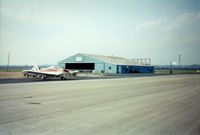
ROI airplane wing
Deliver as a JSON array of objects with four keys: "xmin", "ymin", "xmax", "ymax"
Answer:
[{"xmin": 24, "ymin": 71, "xmax": 64, "ymax": 77}]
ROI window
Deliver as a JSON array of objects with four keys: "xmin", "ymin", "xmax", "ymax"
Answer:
[{"xmin": 76, "ymin": 57, "xmax": 82, "ymax": 62}]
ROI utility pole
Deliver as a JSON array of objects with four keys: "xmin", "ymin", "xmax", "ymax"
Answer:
[
  {"xmin": 149, "ymin": 58, "xmax": 151, "ymax": 66},
  {"xmin": 178, "ymin": 54, "xmax": 181, "ymax": 69},
  {"xmin": 6, "ymin": 52, "xmax": 10, "ymax": 79},
  {"xmin": 170, "ymin": 61, "xmax": 173, "ymax": 74}
]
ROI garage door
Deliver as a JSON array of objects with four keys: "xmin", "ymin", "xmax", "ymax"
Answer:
[{"xmin": 65, "ymin": 63, "xmax": 95, "ymax": 70}]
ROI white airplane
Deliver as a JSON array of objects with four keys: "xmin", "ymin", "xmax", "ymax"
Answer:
[{"xmin": 22, "ymin": 64, "xmax": 79, "ymax": 80}]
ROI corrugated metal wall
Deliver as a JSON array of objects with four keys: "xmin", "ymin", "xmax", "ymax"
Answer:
[{"xmin": 117, "ymin": 65, "xmax": 154, "ymax": 73}]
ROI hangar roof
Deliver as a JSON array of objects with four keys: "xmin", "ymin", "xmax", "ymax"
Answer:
[
  {"xmin": 58, "ymin": 53, "xmax": 151, "ymax": 66},
  {"xmin": 82, "ymin": 53, "xmax": 150, "ymax": 66}
]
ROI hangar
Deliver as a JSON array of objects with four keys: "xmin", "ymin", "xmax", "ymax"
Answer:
[{"xmin": 58, "ymin": 53, "xmax": 154, "ymax": 73}]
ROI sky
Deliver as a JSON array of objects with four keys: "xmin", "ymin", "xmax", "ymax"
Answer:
[{"xmin": 0, "ymin": 0, "xmax": 200, "ymax": 65}]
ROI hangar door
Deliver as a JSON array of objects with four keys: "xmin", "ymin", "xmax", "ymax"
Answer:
[{"xmin": 65, "ymin": 63, "xmax": 95, "ymax": 70}]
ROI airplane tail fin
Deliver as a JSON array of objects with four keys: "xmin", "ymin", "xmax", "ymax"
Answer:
[{"xmin": 33, "ymin": 64, "xmax": 40, "ymax": 71}]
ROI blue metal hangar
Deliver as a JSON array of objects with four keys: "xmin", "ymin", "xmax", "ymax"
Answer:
[{"xmin": 58, "ymin": 53, "xmax": 154, "ymax": 73}]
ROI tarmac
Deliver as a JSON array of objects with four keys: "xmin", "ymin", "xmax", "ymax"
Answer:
[
  {"xmin": 0, "ymin": 74, "xmax": 200, "ymax": 135},
  {"xmin": 0, "ymin": 73, "xmax": 165, "ymax": 84}
]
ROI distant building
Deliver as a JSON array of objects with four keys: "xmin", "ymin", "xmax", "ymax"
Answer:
[{"xmin": 58, "ymin": 53, "xmax": 154, "ymax": 73}]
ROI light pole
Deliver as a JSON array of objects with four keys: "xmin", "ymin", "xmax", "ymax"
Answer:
[{"xmin": 6, "ymin": 52, "xmax": 10, "ymax": 79}]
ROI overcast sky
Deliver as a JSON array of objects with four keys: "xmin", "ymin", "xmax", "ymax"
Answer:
[{"xmin": 0, "ymin": 0, "xmax": 200, "ymax": 65}]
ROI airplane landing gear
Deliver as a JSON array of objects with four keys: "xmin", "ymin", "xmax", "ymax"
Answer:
[
  {"xmin": 61, "ymin": 76, "xmax": 67, "ymax": 80},
  {"xmin": 41, "ymin": 76, "xmax": 46, "ymax": 80}
]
